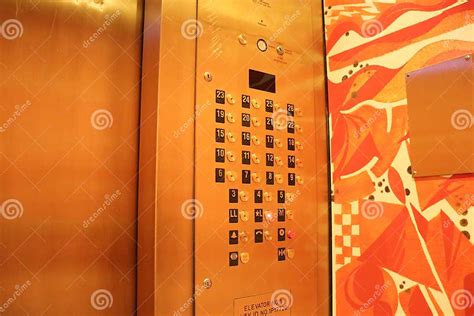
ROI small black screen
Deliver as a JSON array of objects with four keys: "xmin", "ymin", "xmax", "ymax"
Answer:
[{"xmin": 249, "ymin": 69, "xmax": 276, "ymax": 93}]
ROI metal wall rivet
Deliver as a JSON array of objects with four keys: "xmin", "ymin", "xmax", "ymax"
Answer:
[
  {"xmin": 203, "ymin": 278, "xmax": 212, "ymax": 289},
  {"xmin": 204, "ymin": 72, "xmax": 213, "ymax": 82}
]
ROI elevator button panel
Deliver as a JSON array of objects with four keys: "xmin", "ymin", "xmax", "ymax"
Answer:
[{"xmin": 194, "ymin": 1, "xmax": 321, "ymax": 313}]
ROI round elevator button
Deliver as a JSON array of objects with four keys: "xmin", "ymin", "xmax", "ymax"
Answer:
[{"xmin": 257, "ymin": 39, "xmax": 268, "ymax": 52}]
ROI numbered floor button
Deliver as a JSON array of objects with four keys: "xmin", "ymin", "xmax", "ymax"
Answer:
[
  {"xmin": 216, "ymin": 168, "xmax": 225, "ymax": 183},
  {"xmin": 216, "ymin": 89, "xmax": 225, "ymax": 104},
  {"xmin": 229, "ymin": 189, "xmax": 238, "ymax": 203}
]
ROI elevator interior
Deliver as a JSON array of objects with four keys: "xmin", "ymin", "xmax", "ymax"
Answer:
[{"xmin": 0, "ymin": 0, "xmax": 330, "ymax": 315}]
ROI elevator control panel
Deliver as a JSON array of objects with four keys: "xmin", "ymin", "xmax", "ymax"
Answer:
[{"xmin": 194, "ymin": 1, "xmax": 322, "ymax": 314}]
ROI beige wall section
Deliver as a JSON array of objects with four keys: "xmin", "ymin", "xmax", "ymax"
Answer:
[
  {"xmin": 0, "ymin": 0, "xmax": 142, "ymax": 315},
  {"xmin": 138, "ymin": 0, "xmax": 196, "ymax": 315}
]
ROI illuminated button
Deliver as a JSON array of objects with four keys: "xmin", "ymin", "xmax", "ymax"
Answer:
[
  {"xmin": 295, "ymin": 108, "xmax": 303, "ymax": 116},
  {"xmin": 252, "ymin": 173, "xmax": 261, "ymax": 183},
  {"xmin": 275, "ymin": 174, "xmax": 283, "ymax": 184},
  {"xmin": 257, "ymin": 39, "xmax": 268, "ymax": 52},
  {"xmin": 227, "ymin": 132, "xmax": 236, "ymax": 143},
  {"xmin": 276, "ymin": 45, "xmax": 285, "ymax": 55},
  {"xmin": 238, "ymin": 34, "xmax": 247, "ymax": 45},
  {"xmin": 296, "ymin": 158, "xmax": 303, "ymax": 168},
  {"xmin": 226, "ymin": 151, "xmax": 236, "ymax": 162},
  {"xmin": 275, "ymin": 156, "xmax": 283, "ymax": 166},
  {"xmin": 240, "ymin": 232, "xmax": 249, "ymax": 243},
  {"xmin": 251, "ymin": 135, "xmax": 261, "ymax": 145},
  {"xmin": 239, "ymin": 191, "xmax": 249, "ymax": 202},
  {"xmin": 226, "ymin": 171, "xmax": 237, "ymax": 182},
  {"xmin": 251, "ymin": 117, "xmax": 261, "ymax": 127},
  {"xmin": 226, "ymin": 94, "xmax": 236, "ymax": 105},
  {"xmin": 274, "ymin": 138, "xmax": 283, "ymax": 148},
  {"xmin": 264, "ymin": 230, "xmax": 273, "ymax": 241},
  {"xmin": 251, "ymin": 153, "xmax": 261, "ymax": 164},
  {"xmin": 240, "ymin": 210, "xmax": 249, "ymax": 222},
  {"xmin": 295, "ymin": 141, "xmax": 303, "ymax": 150},
  {"xmin": 226, "ymin": 113, "xmax": 236, "ymax": 123},
  {"xmin": 240, "ymin": 252, "xmax": 250, "ymax": 264},
  {"xmin": 287, "ymin": 230, "xmax": 296, "ymax": 240},
  {"xmin": 286, "ymin": 248, "xmax": 295, "ymax": 259},
  {"xmin": 251, "ymin": 98, "xmax": 260, "ymax": 109},
  {"xmin": 263, "ymin": 192, "xmax": 272, "ymax": 202},
  {"xmin": 295, "ymin": 124, "xmax": 303, "ymax": 133},
  {"xmin": 273, "ymin": 103, "xmax": 281, "ymax": 111},
  {"xmin": 264, "ymin": 211, "xmax": 275, "ymax": 224},
  {"xmin": 296, "ymin": 176, "xmax": 304, "ymax": 185},
  {"xmin": 286, "ymin": 210, "xmax": 294, "ymax": 220}
]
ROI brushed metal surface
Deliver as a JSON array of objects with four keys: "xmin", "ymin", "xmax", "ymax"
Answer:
[
  {"xmin": 0, "ymin": 0, "xmax": 142, "ymax": 315},
  {"xmin": 193, "ymin": 0, "xmax": 329, "ymax": 314},
  {"xmin": 406, "ymin": 55, "xmax": 474, "ymax": 177}
]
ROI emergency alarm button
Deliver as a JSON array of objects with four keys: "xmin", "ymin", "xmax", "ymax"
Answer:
[
  {"xmin": 240, "ymin": 252, "xmax": 250, "ymax": 264},
  {"xmin": 287, "ymin": 230, "xmax": 296, "ymax": 240}
]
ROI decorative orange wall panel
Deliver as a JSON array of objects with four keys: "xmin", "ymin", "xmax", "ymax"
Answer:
[{"xmin": 323, "ymin": 1, "xmax": 473, "ymax": 315}]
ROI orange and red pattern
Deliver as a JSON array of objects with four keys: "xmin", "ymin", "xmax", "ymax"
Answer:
[{"xmin": 324, "ymin": 1, "xmax": 473, "ymax": 315}]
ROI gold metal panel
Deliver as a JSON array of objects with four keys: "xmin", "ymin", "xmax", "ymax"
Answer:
[
  {"xmin": 137, "ymin": 0, "xmax": 196, "ymax": 315},
  {"xmin": 406, "ymin": 55, "xmax": 474, "ymax": 177},
  {"xmin": 0, "ymin": 0, "xmax": 142, "ymax": 315},
  {"xmin": 194, "ymin": 0, "xmax": 328, "ymax": 314}
]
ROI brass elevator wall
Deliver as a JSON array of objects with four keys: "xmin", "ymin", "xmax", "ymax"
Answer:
[{"xmin": 0, "ymin": 1, "xmax": 142, "ymax": 315}]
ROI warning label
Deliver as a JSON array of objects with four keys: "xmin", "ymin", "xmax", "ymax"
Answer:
[{"xmin": 234, "ymin": 293, "xmax": 291, "ymax": 316}]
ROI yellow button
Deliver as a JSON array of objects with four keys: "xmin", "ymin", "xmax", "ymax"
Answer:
[
  {"xmin": 296, "ymin": 158, "xmax": 303, "ymax": 168},
  {"xmin": 273, "ymin": 103, "xmax": 280, "ymax": 111},
  {"xmin": 251, "ymin": 117, "xmax": 261, "ymax": 127},
  {"xmin": 275, "ymin": 156, "xmax": 283, "ymax": 166},
  {"xmin": 251, "ymin": 99, "xmax": 260, "ymax": 109},
  {"xmin": 296, "ymin": 141, "xmax": 303, "ymax": 150},
  {"xmin": 296, "ymin": 176, "xmax": 304, "ymax": 185},
  {"xmin": 240, "ymin": 252, "xmax": 250, "ymax": 263},
  {"xmin": 240, "ymin": 210, "xmax": 249, "ymax": 222},
  {"xmin": 226, "ymin": 171, "xmax": 237, "ymax": 182},
  {"xmin": 226, "ymin": 151, "xmax": 236, "ymax": 162},
  {"xmin": 296, "ymin": 124, "xmax": 303, "ymax": 133},
  {"xmin": 274, "ymin": 138, "xmax": 283, "ymax": 148},
  {"xmin": 251, "ymin": 153, "xmax": 260, "ymax": 164},
  {"xmin": 264, "ymin": 211, "xmax": 275, "ymax": 224},
  {"xmin": 226, "ymin": 94, "xmax": 236, "ymax": 105},
  {"xmin": 227, "ymin": 132, "xmax": 236, "ymax": 143},
  {"xmin": 286, "ymin": 248, "xmax": 295, "ymax": 259},
  {"xmin": 239, "ymin": 191, "xmax": 249, "ymax": 202},
  {"xmin": 275, "ymin": 174, "xmax": 283, "ymax": 184},
  {"xmin": 239, "ymin": 232, "xmax": 249, "ymax": 243},
  {"xmin": 264, "ymin": 230, "xmax": 272, "ymax": 240},
  {"xmin": 295, "ymin": 108, "xmax": 303, "ymax": 116},
  {"xmin": 286, "ymin": 210, "xmax": 294, "ymax": 220},
  {"xmin": 226, "ymin": 113, "xmax": 235, "ymax": 123},
  {"xmin": 252, "ymin": 173, "xmax": 261, "ymax": 183},
  {"xmin": 252, "ymin": 135, "xmax": 261, "ymax": 145},
  {"xmin": 263, "ymin": 192, "xmax": 272, "ymax": 202}
]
